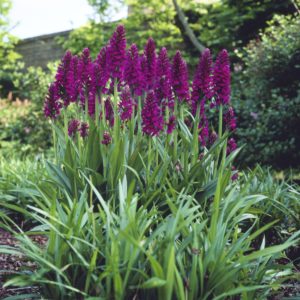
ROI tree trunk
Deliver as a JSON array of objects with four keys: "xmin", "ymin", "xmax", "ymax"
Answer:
[{"xmin": 172, "ymin": 0, "xmax": 206, "ymax": 53}]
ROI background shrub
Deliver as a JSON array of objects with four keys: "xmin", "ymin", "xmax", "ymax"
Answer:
[
  {"xmin": 232, "ymin": 14, "xmax": 300, "ymax": 168},
  {"xmin": 0, "ymin": 63, "xmax": 56, "ymax": 156}
]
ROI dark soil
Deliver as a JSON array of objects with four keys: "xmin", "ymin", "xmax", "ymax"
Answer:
[{"xmin": 0, "ymin": 228, "xmax": 46, "ymax": 299}]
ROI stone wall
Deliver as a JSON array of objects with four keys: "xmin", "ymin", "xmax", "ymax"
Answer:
[{"xmin": 15, "ymin": 30, "xmax": 72, "ymax": 69}]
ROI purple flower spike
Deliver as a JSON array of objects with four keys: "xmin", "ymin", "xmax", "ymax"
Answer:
[
  {"xmin": 66, "ymin": 55, "xmax": 80, "ymax": 103},
  {"xmin": 171, "ymin": 51, "xmax": 190, "ymax": 102},
  {"xmin": 44, "ymin": 83, "xmax": 61, "ymax": 119},
  {"xmin": 89, "ymin": 61, "xmax": 107, "ymax": 112},
  {"xmin": 224, "ymin": 106, "xmax": 236, "ymax": 131},
  {"xmin": 90, "ymin": 61, "xmax": 107, "ymax": 95},
  {"xmin": 79, "ymin": 122, "xmax": 89, "ymax": 138},
  {"xmin": 95, "ymin": 46, "xmax": 109, "ymax": 92},
  {"xmin": 79, "ymin": 48, "xmax": 92, "ymax": 85},
  {"xmin": 198, "ymin": 49, "xmax": 214, "ymax": 98},
  {"xmin": 68, "ymin": 119, "xmax": 80, "ymax": 137},
  {"xmin": 139, "ymin": 54, "xmax": 147, "ymax": 91},
  {"xmin": 105, "ymin": 97, "xmax": 114, "ymax": 127},
  {"xmin": 144, "ymin": 38, "xmax": 157, "ymax": 90},
  {"xmin": 166, "ymin": 115, "xmax": 176, "ymax": 134},
  {"xmin": 157, "ymin": 47, "xmax": 171, "ymax": 79},
  {"xmin": 108, "ymin": 24, "xmax": 127, "ymax": 81},
  {"xmin": 156, "ymin": 47, "xmax": 173, "ymax": 108},
  {"xmin": 101, "ymin": 131, "xmax": 112, "ymax": 145},
  {"xmin": 119, "ymin": 85, "xmax": 133, "ymax": 121},
  {"xmin": 156, "ymin": 76, "xmax": 173, "ymax": 109},
  {"xmin": 55, "ymin": 50, "xmax": 73, "ymax": 107},
  {"xmin": 142, "ymin": 91, "xmax": 163, "ymax": 136},
  {"xmin": 55, "ymin": 51, "xmax": 72, "ymax": 82},
  {"xmin": 191, "ymin": 49, "xmax": 213, "ymax": 114},
  {"xmin": 213, "ymin": 49, "xmax": 231, "ymax": 106},
  {"xmin": 124, "ymin": 44, "xmax": 143, "ymax": 96},
  {"xmin": 78, "ymin": 48, "xmax": 93, "ymax": 107},
  {"xmin": 90, "ymin": 63, "xmax": 100, "ymax": 91}
]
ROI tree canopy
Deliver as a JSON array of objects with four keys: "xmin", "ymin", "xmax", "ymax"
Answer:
[
  {"xmin": 0, "ymin": 0, "xmax": 19, "ymax": 80},
  {"xmin": 69, "ymin": 0, "xmax": 296, "ymax": 61}
]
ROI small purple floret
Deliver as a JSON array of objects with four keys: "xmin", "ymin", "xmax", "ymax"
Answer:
[
  {"xmin": 166, "ymin": 115, "xmax": 176, "ymax": 134},
  {"xmin": 105, "ymin": 97, "xmax": 114, "ymax": 127},
  {"xmin": 68, "ymin": 119, "xmax": 80, "ymax": 137},
  {"xmin": 44, "ymin": 83, "xmax": 61, "ymax": 119},
  {"xmin": 107, "ymin": 25, "xmax": 126, "ymax": 80},
  {"xmin": 101, "ymin": 131, "xmax": 112, "ymax": 145},
  {"xmin": 79, "ymin": 122, "xmax": 89, "ymax": 138}
]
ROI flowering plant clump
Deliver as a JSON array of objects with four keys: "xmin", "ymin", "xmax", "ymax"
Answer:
[
  {"xmin": 45, "ymin": 24, "xmax": 236, "ymax": 150},
  {"xmin": 44, "ymin": 24, "xmax": 239, "ymax": 199}
]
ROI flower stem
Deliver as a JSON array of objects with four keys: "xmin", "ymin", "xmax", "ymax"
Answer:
[
  {"xmin": 52, "ymin": 122, "xmax": 58, "ymax": 164},
  {"xmin": 218, "ymin": 105, "xmax": 223, "ymax": 139}
]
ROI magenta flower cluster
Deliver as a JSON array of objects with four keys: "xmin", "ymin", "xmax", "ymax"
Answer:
[
  {"xmin": 44, "ymin": 24, "xmax": 237, "ymax": 149},
  {"xmin": 68, "ymin": 120, "xmax": 89, "ymax": 138},
  {"xmin": 141, "ymin": 91, "xmax": 164, "ymax": 136}
]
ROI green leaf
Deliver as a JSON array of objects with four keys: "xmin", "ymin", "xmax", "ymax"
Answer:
[
  {"xmin": 45, "ymin": 161, "xmax": 72, "ymax": 195},
  {"xmin": 139, "ymin": 277, "xmax": 167, "ymax": 289}
]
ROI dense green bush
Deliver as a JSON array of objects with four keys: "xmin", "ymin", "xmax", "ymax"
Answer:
[
  {"xmin": 11, "ymin": 62, "xmax": 57, "ymax": 107},
  {"xmin": 0, "ymin": 63, "xmax": 57, "ymax": 156},
  {"xmin": 2, "ymin": 110, "xmax": 53, "ymax": 155},
  {"xmin": 233, "ymin": 14, "xmax": 300, "ymax": 168}
]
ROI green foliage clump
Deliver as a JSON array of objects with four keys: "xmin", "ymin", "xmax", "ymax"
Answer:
[
  {"xmin": 239, "ymin": 166, "xmax": 300, "ymax": 239},
  {"xmin": 233, "ymin": 14, "xmax": 300, "ymax": 168},
  {"xmin": 12, "ymin": 62, "xmax": 57, "ymax": 107},
  {"xmin": 2, "ymin": 109, "xmax": 53, "ymax": 155},
  {"xmin": 0, "ymin": 63, "xmax": 57, "ymax": 157},
  {"xmin": 1, "ymin": 159, "xmax": 299, "ymax": 299},
  {"xmin": 0, "ymin": 156, "xmax": 45, "ymax": 204}
]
